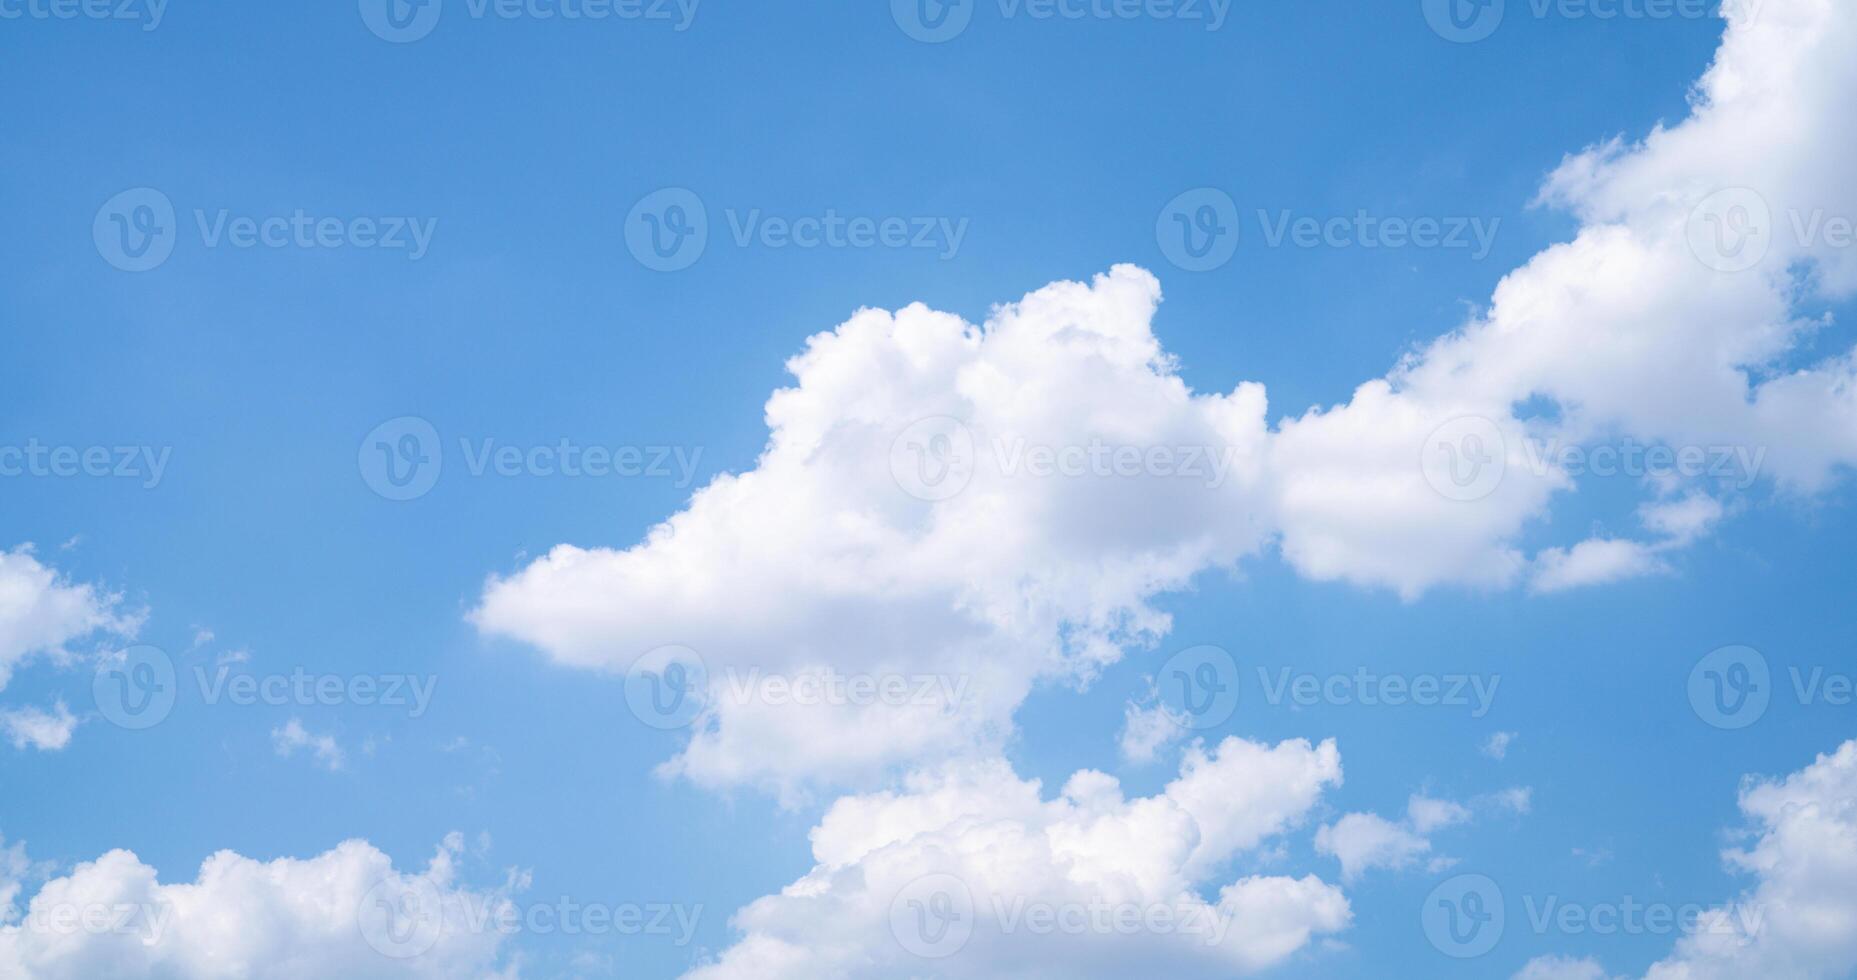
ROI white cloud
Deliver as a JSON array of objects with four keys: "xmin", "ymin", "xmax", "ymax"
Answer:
[
  {"xmin": 1314, "ymin": 813, "xmax": 1431, "ymax": 882},
  {"xmin": 272, "ymin": 719, "xmax": 346, "ymax": 771},
  {"xmin": 1316, "ymin": 790, "xmax": 1526, "ymax": 881},
  {"xmin": 1635, "ymin": 740, "xmax": 1857, "ymax": 980},
  {"xmin": 473, "ymin": 0, "xmax": 1857, "ymax": 797},
  {"xmin": 1406, "ymin": 795, "xmax": 1473, "ymax": 835},
  {"xmin": 1530, "ymin": 538, "xmax": 1670, "ymax": 594},
  {"xmin": 0, "ymin": 834, "xmax": 517, "ymax": 979},
  {"xmin": 682, "ymin": 737, "xmax": 1347, "ymax": 979},
  {"xmin": 0, "ymin": 546, "xmax": 141, "ymax": 693},
  {"xmin": 1118, "ymin": 700, "xmax": 1187, "ymax": 765},
  {"xmin": 1482, "ymin": 731, "xmax": 1517, "ymax": 760},
  {"xmin": 0, "ymin": 702, "xmax": 78, "ymax": 752}
]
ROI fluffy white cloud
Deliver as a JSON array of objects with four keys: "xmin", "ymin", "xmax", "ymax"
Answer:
[
  {"xmin": 472, "ymin": 0, "xmax": 1857, "ymax": 797},
  {"xmin": 681, "ymin": 737, "xmax": 1346, "ymax": 979},
  {"xmin": 472, "ymin": 267, "xmax": 1275, "ymax": 798},
  {"xmin": 0, "ymin": 702, "xmax": 78, "ymax": 752},
  {"xmin": 0, "ymin": 546, "xmax": 140, "ymax": 693},
  {"xmin": 1635, "ymin": 740, "xmax": 1857, "ymax": 980},
  {"xmin": 0, "ymin": 834, "xmax": 517, "ymax": 979},
  {"xmin": 1482, "ymin": 731, "xmax": 1517, "ymax": 760}
]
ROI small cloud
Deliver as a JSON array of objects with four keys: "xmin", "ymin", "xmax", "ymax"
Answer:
[
  {"xmin": 216, "ymin": 648, "xmax": 251, "ymax": 666},
  {"xmin": 1117, "ymin": 700, "xmax": 1186, "ymax": 764},
  {"xmin": 0, "ymin": 702, "xmax": 79, "ymax": 752},
  {"xmin": 190, "ymin": 627, "xmax": 215, "ymax": 650},
  {"xmin": 271, "ymin": 719, "xmax": 345, "ymax": 771},
  {"xmin": 1482, "ymin": 731, "xmax": 1517, "ymax": 760}
]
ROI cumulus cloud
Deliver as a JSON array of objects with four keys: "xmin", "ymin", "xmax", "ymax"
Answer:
[
  {"xmin": 681, "ymin": 737, "xmax": 1346, "ymax": 979},
  {"xmin": 1482, "ymin": 731, "xmax": 1517, "ymax": 760},
  {"xmin": 1636, "ymin": 740, "xmax": 1857, "ymax": 980},
  {"xmin": 0, "ymin": 702, "xmax": 79, "ymax": 752},
  {"xmin": 1533, "ymin": 741, "xmax": 1857, "ymax": 980},
  {"xmin": 0, "ymin": 546, "xmax": 141, "ymax": 693},
  {"xmin": 469, "ymin": 0, "xmax": 1857, "ymax": 797},
  {"xmin": 0, "ymin": 834, "xmax": 517, "ymax": 979}
]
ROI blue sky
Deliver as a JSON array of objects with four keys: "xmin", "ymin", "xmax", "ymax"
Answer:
[{"xmin": 4, "ymin": 1, "xmax": 1857, "ymax": 978}]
